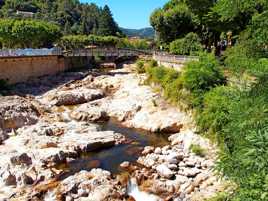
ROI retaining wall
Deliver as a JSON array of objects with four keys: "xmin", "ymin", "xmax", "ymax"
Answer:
[
  {"xmin": 153, "ymin": 54, "xmax": 198, "ymax": 71},
  {"xmin": 0, "ymin": 56, "xmax": 93, "ymax": 84}
]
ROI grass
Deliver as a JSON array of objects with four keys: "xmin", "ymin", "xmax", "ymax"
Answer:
[{"xmin": 190, "ymin": 144, "xmax": 206, "ymax": 157}]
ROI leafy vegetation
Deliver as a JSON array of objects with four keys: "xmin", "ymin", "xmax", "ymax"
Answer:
[
  {"xmin": 148, "ymin": 0, "xmax": 268, "ymax": 199},
  {"xmin": 0, "ymin": 1, "xmax": 122, "ymax": 36},
  {"xmin": 60, "ymin": 35, "xmax": 119, "ymax": 49},
  {"xmin": 145, "ymin": 53, "xmax": 225, "ymax": 109},
  {"xmin": 0, "ymin": 19, "xmax": 61, "ymax": 48},
  {"xmin": 117, "ymin": 38, "xmax": 151, "ymax": 50},
  {"xmin": 169, "ymin": 32, "xmax": 202, "ymax": 56},
  {"xmin": 59, "ymin": 35, "xmax": 152, "ymax": 50},
  {"xmin": 135, "ymin": 60, "xmax": 146, "ymax": 74},
  {"xmin": 150, "ymin": 0, "xmax": 267, "ymax": 55}
]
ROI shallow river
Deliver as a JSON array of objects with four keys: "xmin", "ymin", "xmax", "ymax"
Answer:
[{"xmin": 57, "ymin": 118, "xmax": 169, "ymax": 175}]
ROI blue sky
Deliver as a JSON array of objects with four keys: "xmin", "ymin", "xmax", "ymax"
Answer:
[{"xmin": 80, "ymin": 0, "xmax": 168, "ymax": 29}]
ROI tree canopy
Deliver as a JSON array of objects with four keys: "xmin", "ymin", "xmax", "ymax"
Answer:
[
  {"xmin": 150, "ymin": 0, "xmax": 268, "ymax": 52},
  {"xmin": 0, "ymin": 0, "xmax": 122, "ymax": 36},
  {"xmin": 0, "ymin": 19, "xmax": 61, "ymax": 48}
]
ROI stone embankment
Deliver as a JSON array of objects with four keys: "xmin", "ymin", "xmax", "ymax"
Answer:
[{"xmin": 0, "ymin": 64, "xmax": 226, "ymax": 200}]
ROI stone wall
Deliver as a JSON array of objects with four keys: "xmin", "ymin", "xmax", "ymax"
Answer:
[
  {"xmin": 0, "ymin": 56, "xmax": 93, "ymax": 84},
  {"xmin": 153, "ymin": 54, "xmax": 198, "ymax": 72}
]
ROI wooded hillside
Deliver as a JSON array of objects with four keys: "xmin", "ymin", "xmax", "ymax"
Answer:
[{"xmin": 0, "ymin": 0, "xmax": 122, "ymax": 36}]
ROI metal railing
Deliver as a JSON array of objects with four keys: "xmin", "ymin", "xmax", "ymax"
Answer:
[
  {"xmin": 0, "ymin": 47, "xmax": 62, "ymax": 57},
  {"xmin": 153, "ymin": 51, "xmax": 199, "ymax": 64},
  {"xmin": 0, "ymin": 47, "xmax": 198, "ymax": 64}
]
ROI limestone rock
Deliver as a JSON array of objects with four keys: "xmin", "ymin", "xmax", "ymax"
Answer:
[
  {"xmin": 51, "ymin": 88, "xmax": 104, "ymax": 106},
  {"xmin": 0, "ymin": 96, "xmax": 39, "ymax": 130},
  {"xmin": 70, "ymin": 103, "xmax": 109, "ymax": 123},
  {"xmin": 156, "ymin": 164, "xmax": 174, "ymax": 179},
  {"xmin": 44, "ymin": 169, "xmax": 126, "ymax": 201}
]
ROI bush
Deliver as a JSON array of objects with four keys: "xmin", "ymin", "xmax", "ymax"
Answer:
[
  {"xmin": 136, "ymin": 60, "xmax": 146, "ymax": 74},
  {"xmin": 169, "ymin": 32, "xmax": 202, "ymax": 56},
  {"xmin": 224, "ymin": 45, "xmax": 268, "ymax": 77},
  {"xmin": 145, "ymin": 53, "xmax": 225, "ymax": 109},
  {"xmin": 197, "ymin": 86, "xmax": 240, "ymax": 139},
  {"xmin": 148, "ymin": 59, "xmax": 158, "ymax": 68},
  {"xmin": 179, "ymin": 53, "xmax": 226, "ymax": 107},
  {"xmin": 216, "ymin": 78, "xmax": 268, "ymax": 201},
  {"xmin": 181, "ymin": 53, "xmax": 226, "ymax": 93}
]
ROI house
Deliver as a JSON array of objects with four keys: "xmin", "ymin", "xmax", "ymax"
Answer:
[{"xmin": 16, "ymin": 10, "xmax": 35, "ymax": 18}]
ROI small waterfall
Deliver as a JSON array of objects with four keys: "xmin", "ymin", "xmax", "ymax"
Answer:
[{"xmin": 127, "ymin": 178, "xmax": 162, "ymax": 201}]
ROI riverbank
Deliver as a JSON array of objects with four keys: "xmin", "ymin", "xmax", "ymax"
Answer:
[{"xmin": 0, "ymin": 64, "xmax": 226, "ymax": 200}]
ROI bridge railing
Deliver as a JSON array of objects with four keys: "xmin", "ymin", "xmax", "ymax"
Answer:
[
  {"xmin": 0, "ymin": 47, "xmax": 62, "ymax": 57},
  {"xmin": 0, "ymin": 47, "xmax": 198, "ymax": 65},
  {"xmin": 153, "ymin": 51, "xmax": 199, "ymax": 64}
]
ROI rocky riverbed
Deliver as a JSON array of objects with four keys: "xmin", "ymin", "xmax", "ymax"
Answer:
[{"xmin": 0, "ymin": 64, "xmax": 227, "ymax": 200}]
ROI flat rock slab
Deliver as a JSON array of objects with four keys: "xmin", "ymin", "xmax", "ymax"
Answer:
[
  {"xmin": 41, "ymin": 88, "xmax": 104, "ymax": 106},
  {"xmin": 92, "ymin": 72, "xmax": 192, "ymax": 133},
  {"xmin": 0, "ymin": 120, "xmax": 125, "ymax": 200}
]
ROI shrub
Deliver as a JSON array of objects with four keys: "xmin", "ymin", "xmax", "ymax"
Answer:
[
  {"xmin": 210, "ymin": 77, "xmax": 268, "ymax": 201},
  {"xmin": 145, "ymin": 53, "xmax": 225, "ymax": 109},
  {"xmin": 148, "ymin": 59, "xmax": 158, "ymax": 68},
  {"xmin": 197, "ymin": 86, "xmax": 240, "ymax": 139},
  {"xmin": 169, "ymin": 32, "xmax": 202, "ymax": 56},
  {"xmin": 136, "ymin": 60, "xmax": 146, "ymax": 74},
  {"xmin": 180, "ymin": 53, "xmax": 226, "ymax": 107},
  {"xmin": 224, "ymin": 44, "xmax": 268, "ymax": 77},
  {"xmin": 182, "ymin": 53, "xmax": 226, "ymax": 92}
]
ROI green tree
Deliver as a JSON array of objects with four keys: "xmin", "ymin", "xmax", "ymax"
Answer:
[
  {"xmin": 0, "ymin": 1, "xmax": 121, "ymax": 36},
  {"xmin": 150, "ymin": 2, "xmax": 197, "ymax": 43},
  {"xmin": 170, "ymin": 32, "xmax": 202, "ymax": 55},
  {"xmin": 0, "ymin": 19, "xmax": 61, "ymax": 48},
  {"xmin": 97, "ymin": 5, "xmax": 121, "ymax": 36}
]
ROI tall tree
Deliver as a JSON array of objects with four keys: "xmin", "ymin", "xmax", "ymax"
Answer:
[
  {"xmin": 150, "ymin": 2, "xmax": 197, "ymax": 43},
  {"xmin": 97, "ymin": 5, "xmax": 121, "ymax": 36}
]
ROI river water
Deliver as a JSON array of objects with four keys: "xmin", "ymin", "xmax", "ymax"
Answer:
[{"xmin": 57, "ymin": 118, "xmax": 169, "ymax": 175}]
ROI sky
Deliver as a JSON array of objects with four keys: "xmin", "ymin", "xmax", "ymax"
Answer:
[{"xmin": 80, "ymin": 0, "xmax": 168, "ymax": 29}]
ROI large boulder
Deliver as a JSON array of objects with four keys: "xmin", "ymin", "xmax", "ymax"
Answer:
[
  {"xmin": 48, "ymin": 88, "xmax": 104, "ymax": 106},
  {"xmin": 0, "ymin": 96, "xmax": 40, "ymax": 131},
  {"xmin": 70, "ymin": 103, "xmax": 109, "ymax": 123}
]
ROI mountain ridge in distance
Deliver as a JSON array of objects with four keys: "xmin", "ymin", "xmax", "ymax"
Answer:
[{"xmin": 120, "ymin": 27, "xmax": 155, "ymax": 39}]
